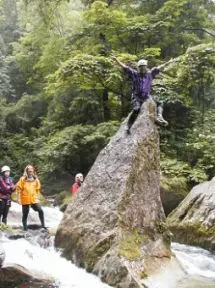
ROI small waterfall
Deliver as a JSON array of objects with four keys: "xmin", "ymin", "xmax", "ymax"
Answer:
[
  {"xmin": 1, "ymin": 203, "xmax": 111, "ymax": 288},
  {"xmin": 1, "ymin": 203, "xmax": 215, "ymax": 287},
  {"xmin": 2, "ymin": 237, "xmax": 111, "ymax": 288},
  {"xmin": 172, "ymin": 242, "xmax": 215, "ymax": 286}
]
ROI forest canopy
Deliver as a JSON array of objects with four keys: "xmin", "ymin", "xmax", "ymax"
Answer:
[{"xmin": 0, "ymin": 0, "xmax": 214, "ymax": 194}]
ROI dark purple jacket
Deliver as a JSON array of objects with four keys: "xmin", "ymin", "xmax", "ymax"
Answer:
[
  {"xmin": 0, "ymin": 177, "xmax": 15, "ymax": 200},
  {"xmin": 123, "ymin": 66, "xmax": 160, "ymax": 100}
]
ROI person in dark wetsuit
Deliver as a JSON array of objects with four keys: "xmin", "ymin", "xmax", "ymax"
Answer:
[{"xmin": 113, "ymin": 57, "xmax": 173, "ymax": 134}]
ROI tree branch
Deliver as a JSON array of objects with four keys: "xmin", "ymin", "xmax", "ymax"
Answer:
[{"xmin": 183, "ymin": 28, "xmax": 215, "ymax": 38}]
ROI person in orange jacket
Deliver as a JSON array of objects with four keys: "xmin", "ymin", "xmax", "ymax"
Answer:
[
  {"xmin": 71, "ymin": 173, "xmax": 84, "ymax": 195},
  {"xmin": 16, "ymin": 165, "xmax": 46, "ymax": 231}
]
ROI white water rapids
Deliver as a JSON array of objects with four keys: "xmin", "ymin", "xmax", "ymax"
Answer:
[{"xmin": 1, "ymin": 203, "xmax": 215, "ymax": 288}]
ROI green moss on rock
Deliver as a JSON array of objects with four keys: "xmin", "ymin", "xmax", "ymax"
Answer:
[
  {"xmin": 168, "ymin": 222, "xmax": 215, "ymax": 250},
  {"xmin": 118, "ymin": 230, "xmax": 149, "ymax": 260},
  {"xmin": 155, "ymin": 221, "xmax": 172, "ymax": 245},
  {"xmin": 139, "ymin": 270, "xmax": 148, "ymax": 279}
]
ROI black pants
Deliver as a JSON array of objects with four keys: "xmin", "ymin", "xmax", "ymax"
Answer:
[
  {"xmin": 0, "ymin": 199, "xmax": 10, "ymax": 225},
  {"xmin": 22, "ymin": 203, "xmax": 45, "ymax": 230},
  {"xmin": 127, "ymin": 96, "xmax": 163, "ymax": 130}
]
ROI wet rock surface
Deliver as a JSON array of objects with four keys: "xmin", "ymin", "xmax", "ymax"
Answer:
[
  {"xmin": 0, "ymin": 244, "xmax": 5, "ymax": 267},
  {"xmin": 0, "ymin": 226, "xmax": 52, "ymax": 248},
  {"xmin": 0, "ymin": 226, "xmax": 54, "ymax": 288},
  {"xmin": 167, "ymin": 177, "xmax": 215, "ymax": 250},
  {"xmin": 0, "ymin": 263, "xmax": 54, "ymax": 287}
]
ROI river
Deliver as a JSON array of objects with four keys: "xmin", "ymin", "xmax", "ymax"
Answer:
[{"xmin": 1, "ymin": 203, "xmax": 215, "ymax": 288}]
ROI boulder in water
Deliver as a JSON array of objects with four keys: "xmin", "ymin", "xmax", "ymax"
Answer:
[
  {"xmin": 0, "ymin": 263, "xmax": 54, "ymax": 287},
  {"xmin": 167, "ymin": 177, "xmax": 215, "ymax": 250},
  {"xmin": 55, "ymin": 99, "xmax": 173, "ymax": 288},
  {"xmin": 0, "ymin": 244, "xmax": 5, "ymax": 267},
  {"xmin": 2, "ymin": 226, "xmax": 52, "ymax": 248}
]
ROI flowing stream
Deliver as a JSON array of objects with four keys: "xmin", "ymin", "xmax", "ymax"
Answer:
[{"xmin": 1, "ymin": 203, "xmax": 215, "ymax": 288}]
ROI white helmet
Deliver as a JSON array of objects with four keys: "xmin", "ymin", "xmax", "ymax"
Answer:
[
  {"xmin": 1, "ymin": 166, "xmax": 10, "ymax": 173},
  {"xmin": 75, "ymin": 173, "xmax": 83, "ymax": 181},
  {"xmin": 137, "ymin": 59, "xmax": 148, "ymax": 67}
]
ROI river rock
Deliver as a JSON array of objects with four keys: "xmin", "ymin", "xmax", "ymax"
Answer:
[
  {"xmin": 0, "ymin": 244, "xmax": 5, "ymax": 267},
  {"xmin": 167, "ymin": 177, "xmax": 215, "ymax": 250},
  {"xmin": 2, "ymin": 226, "xmax": 52, "ymax": 248},
  {"xmin": 55, "ymin": 99, "xmax": 172, "ymax": 288},
  {"xmin": 0, "ymin": 263, "xmax": 53, "ymax": 287}
]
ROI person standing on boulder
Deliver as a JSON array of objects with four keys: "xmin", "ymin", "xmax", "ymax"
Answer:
[
  {"xmin": 0, "ymin": 166, "xmax": 16, "ymax": 225},
  {"xmin": 113, "ymin": 56, "xmax": 173, "ymax": 134},
  {"xmin": 71, "ymin": 173, "xmax": 84, "ymax": 195},
  {"xmin": 16, "ymin": 165, "xmax": 47, "ymax": 231}
]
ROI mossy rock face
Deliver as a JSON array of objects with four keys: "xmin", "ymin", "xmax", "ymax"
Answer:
[
  {"xmin": 167, "ymin": 178, "xmax": 215, "ymax": 250},
  {"xmin": 167, "ymin": 223, "xmax": 215, "ymax": 250},
  {"xmin": 55, "ymin": 100, "xmax": 173, "ymax": 288},
  {"xmin": 160, "ymin": 176, "xmax": 189, "ymax": 216},
  {"xmin": 118, "ymin": 230, "xmax": 149, "ymax": 260}
]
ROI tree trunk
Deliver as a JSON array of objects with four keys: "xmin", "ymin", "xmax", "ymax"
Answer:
[{"xmin": 102, "ymin": 88, "xmax": 110, "ymax": 121}]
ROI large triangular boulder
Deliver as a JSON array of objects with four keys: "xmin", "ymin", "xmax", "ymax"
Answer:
[{"xmin": 55, "ymin": 99, "xmax": 172, "ymax": 288}]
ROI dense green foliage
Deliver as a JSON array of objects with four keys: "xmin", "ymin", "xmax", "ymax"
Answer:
[{"xmin": 0, "ymin": 0, "xmax": 214, "ymax": 193}]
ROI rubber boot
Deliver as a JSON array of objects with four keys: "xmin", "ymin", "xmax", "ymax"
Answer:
[{"xmin": 156, "ymin": 105, "xmax": 168, "ymax": 126}]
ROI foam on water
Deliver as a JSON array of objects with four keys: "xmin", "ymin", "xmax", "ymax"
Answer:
[
  {"xmin": 172, "ymin": 242, "xmax": 215, "ymax": 279},
  {"xmin": 2, "ymin": 203, "xmax": 215, "ymax": 287},
  {"xmin": 2, "ymin": 236, "xmax": 111, "ymax": 288}
]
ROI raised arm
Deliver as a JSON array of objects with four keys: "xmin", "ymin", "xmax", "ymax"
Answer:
[
  {"xmin": 157, "ymin": 58, "xmax": 174, "ymax": 70},
  {"xmin": 112, "ymin": 56, "xmax": 137, "ymax": 79},
  {"xmin": 112, "ymin": 56, "xmax": 127, "ymax": 69}
]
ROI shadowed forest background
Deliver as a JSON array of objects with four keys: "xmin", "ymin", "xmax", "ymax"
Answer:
[{"xmin": 0, "ymin": 0, "xmax": 215, "ymax": 196}]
